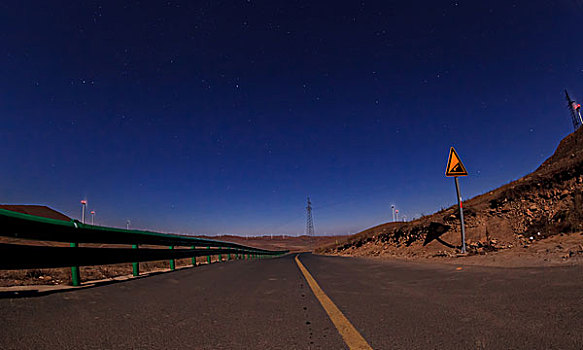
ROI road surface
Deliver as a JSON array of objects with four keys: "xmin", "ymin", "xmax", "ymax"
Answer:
[{"xmin": 1, "ymin": 253, "xmax": 582, "ymax": 349}]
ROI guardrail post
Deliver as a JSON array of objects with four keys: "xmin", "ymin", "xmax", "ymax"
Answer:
[
  {"xmin": 191, "ymin": 246, "xmax": 196, "ymax": 266},
  {"xmin": 207, "ymin": 246, "xmax": 211, "ymax": 264},
  {"xmin": 70, "ymin": 242, "xmax": 80, "ymax": 286},
  {"xmin": 169, "ymin": 246, "xmax": 175, "ymax": 271},
  {"xmin": 132, "ymin": 244, "xmax": 139, "ymax": 276}
]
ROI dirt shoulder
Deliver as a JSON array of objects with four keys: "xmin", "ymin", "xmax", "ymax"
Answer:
[{"xmin": 322, "ymin": 231, "xmax": 583, "ymax": 268}]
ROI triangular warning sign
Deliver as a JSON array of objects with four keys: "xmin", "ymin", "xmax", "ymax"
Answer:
[{"xmin": 445, "ymin": 147, "xmax": 468, "ymax": 177}]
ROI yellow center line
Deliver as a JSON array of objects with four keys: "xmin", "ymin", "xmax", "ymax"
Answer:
[{"xmin": 295, "ymin": 254, "xmax": 373, "ymax": 350}]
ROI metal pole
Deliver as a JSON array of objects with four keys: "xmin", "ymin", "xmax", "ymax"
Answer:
[
  {"xmin": 391, "ymin": 205, "xmax": 395, "ymax": 222},
  {"xmin": 132, "ymin": 244, "xmax": 139, "ymax": 276},
  {"xmin": 70, "ymin": 242, "xmax": 80, "ymax": 286},
  {"xmin": 454, "ymin": 177, "xmax": 467, "ymax": 254},
  {"xmin": 73, "ymin": 200, "xmax": 85, "ymax": 286},
  {"xmin": 207, "ymin": 246, "xmax": 211, "ymax": 264},
  {"xmin": 169, "ymin": 246, "xmax": 175, "ymax": 270},
  {"xmin": 191, "ymin": 246, "xmax": 196, "ymax": 266}
]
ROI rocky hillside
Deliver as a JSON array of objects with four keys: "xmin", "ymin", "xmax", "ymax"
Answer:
[{"xmin": 317, "ymin": 127, "xmax": 583, "ymax": 258}]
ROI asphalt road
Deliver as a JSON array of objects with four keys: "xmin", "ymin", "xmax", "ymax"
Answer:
[{"xmin": 1, "ymin": 253, "xmax": 582, "ymax": 349}]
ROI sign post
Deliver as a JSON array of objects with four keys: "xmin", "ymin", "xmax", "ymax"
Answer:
[{"xmin": 445, "ymin": 147, "xmax": 468, "ymax": 254}]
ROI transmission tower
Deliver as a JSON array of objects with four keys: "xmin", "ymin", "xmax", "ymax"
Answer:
[
  {"xmin": 306, "ymin": 197, "xmax": 315, "ymax": 236},
  {"xmin": 565, "ymin": 90, "xmax": 583, "ymax": 131}
]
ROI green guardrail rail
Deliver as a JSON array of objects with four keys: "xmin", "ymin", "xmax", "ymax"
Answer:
[{"xmin": 0, "ymin": 209, "xmax": 288, "ymax": 286}]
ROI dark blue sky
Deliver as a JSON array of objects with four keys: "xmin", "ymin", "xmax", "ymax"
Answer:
[{"xmin": 2, "ymin": 1, "xmax": 583, "ymax": 235}]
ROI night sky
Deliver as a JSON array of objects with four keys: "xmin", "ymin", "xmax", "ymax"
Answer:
[{"xmin": 2, "ymin": 1, "xmax": 583, "ymax": 235}]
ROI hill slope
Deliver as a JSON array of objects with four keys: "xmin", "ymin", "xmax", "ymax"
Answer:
[
  {"xmin": 317, "ymin": 127, "xmax": 583, "ymax": 261},
  {"xmin": 0, "ymin": 205, "xmax": 71, "ymax": 221}
]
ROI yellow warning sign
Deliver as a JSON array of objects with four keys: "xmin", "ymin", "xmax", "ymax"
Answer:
[{"xmin": 445, "ymin": 147, "xmax": 468, "ymax": 177}]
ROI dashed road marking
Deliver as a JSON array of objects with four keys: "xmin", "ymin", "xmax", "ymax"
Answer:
[{"xmin": 295, "ymin": 254, "xmax": 373, "ymax": 350}]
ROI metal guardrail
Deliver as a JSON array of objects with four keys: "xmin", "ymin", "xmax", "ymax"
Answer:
[{"xmin": 0, "ymin": 209, "xmax": 287, "ymax": 285}]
